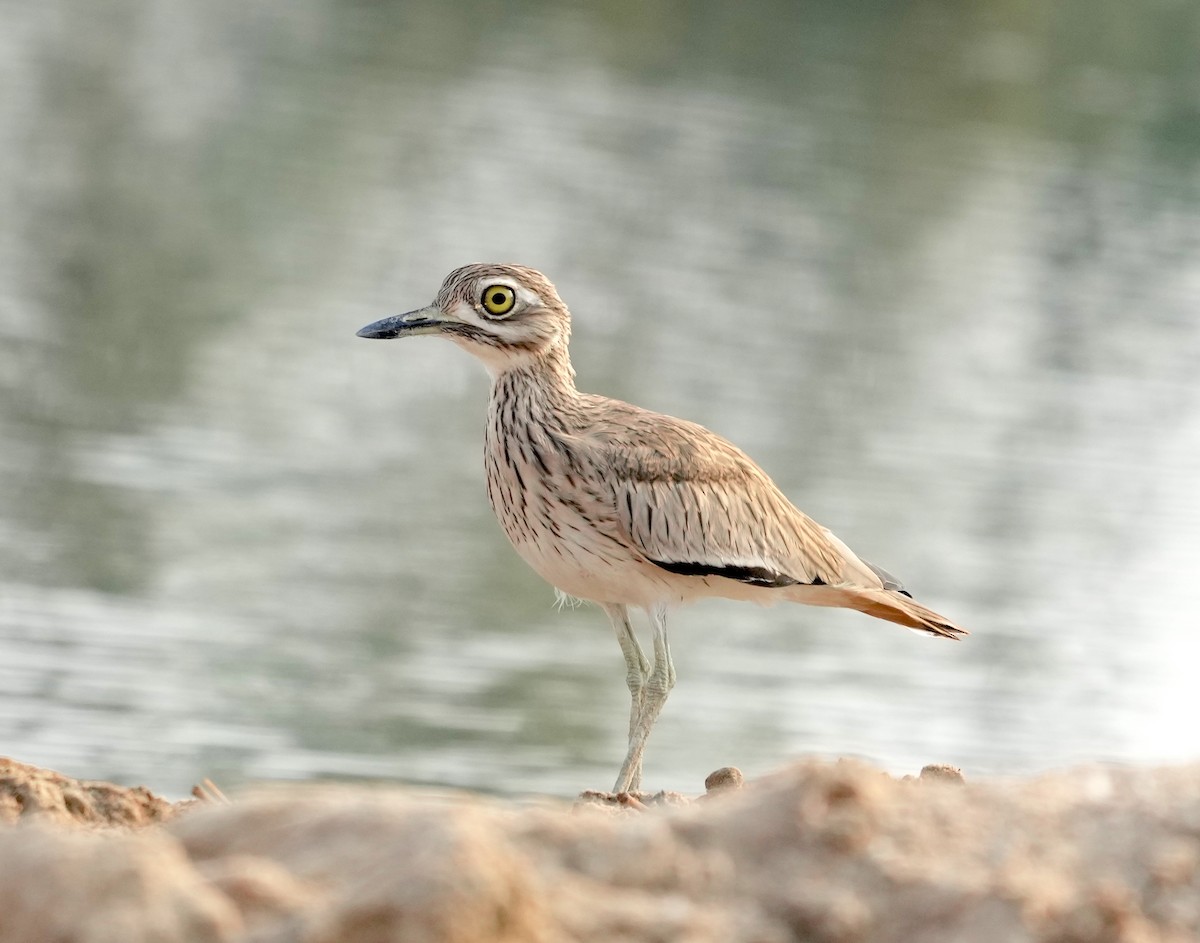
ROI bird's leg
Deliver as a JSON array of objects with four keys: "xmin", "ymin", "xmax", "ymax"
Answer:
[
  {"xmin": 603, "ymin": 603, "xmax": 650, "ymax": 791},
  {"xmin": 611, "ymin": 603, "xmax": 675, "ymax": 794}
]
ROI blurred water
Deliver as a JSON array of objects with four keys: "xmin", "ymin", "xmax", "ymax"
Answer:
[{"xmin": 1, "ymin": 0, "xmax": 1199, "ymax": 797}]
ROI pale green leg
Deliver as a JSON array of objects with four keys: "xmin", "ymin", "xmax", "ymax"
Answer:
[
  {"xmin": 603, "ymin": 603, "xmax": 649, "ymax": 791},
  {"xmin": 605, "ymin": 603, "xmax": 675, "ymax": 793}
]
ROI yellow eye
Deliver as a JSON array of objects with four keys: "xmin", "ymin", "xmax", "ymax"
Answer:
[{"xmin": 481, "ymin": 284, "xmax": 516, "ymax": 317}]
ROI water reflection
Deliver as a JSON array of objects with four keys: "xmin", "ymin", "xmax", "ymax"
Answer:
[{"xmin": 1, "ymin": 0, "xmax": 1198, "ymax": 797}]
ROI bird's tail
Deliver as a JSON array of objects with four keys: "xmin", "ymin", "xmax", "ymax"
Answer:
[
  {"xmin": 844, "ymin": 589, "xmax": 967, "ymax": 640},
  {"xmin": 784, "ymin": 583, "xmax": 967, "ymax": 639}
]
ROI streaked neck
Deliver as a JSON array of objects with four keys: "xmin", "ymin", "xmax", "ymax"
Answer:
[{"xmin": 489, "ymin": 340, "xmax": 577, "ymax": 394}]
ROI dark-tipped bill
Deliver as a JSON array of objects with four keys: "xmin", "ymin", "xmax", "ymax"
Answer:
[{"xmin": 356, "ymin": 306, "xmax": 444, "ymax": 339}]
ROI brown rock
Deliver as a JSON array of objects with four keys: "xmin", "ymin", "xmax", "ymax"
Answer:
[
  {"xmin": 704, "ymin": 766, "xmax": 745, "ymax": 794},
  {"xmin": 919, "ymin": 763, "xmax": 966, "ymax": 783},
  {"xmin": 0, "ymin": 756, "xmax": 175, "ymax": 828}
]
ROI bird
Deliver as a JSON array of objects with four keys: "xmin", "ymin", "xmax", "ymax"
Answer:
[{"xmin": 356, "ymin": 263, "xmax": 966, "ymax": 794}]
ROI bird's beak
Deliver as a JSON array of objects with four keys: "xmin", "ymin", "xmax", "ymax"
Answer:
[{"xmin": 356, "ymin": 304, "xmax": 447, "ymax": 340}]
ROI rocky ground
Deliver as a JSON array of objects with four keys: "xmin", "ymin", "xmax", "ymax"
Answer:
[{"xmin": 1, "ymin": 754, "xmax": 1199, "ymax": 942}]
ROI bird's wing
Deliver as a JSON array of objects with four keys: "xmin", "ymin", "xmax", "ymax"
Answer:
[{"xmin": 583, "ymin": 401, "xmax": 885, "ymax": 591}]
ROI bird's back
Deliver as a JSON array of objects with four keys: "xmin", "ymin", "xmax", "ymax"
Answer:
[{"xmin": 572, "ymin": 392, "xmax": 880, "ymax": 590}]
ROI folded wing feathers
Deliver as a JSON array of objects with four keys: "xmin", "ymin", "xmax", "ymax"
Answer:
[
  {"xmin": 594, "ymin": 408, "xmax": 966, "ymax": 639},
  {"xmin": 604, "ymin": 417, "xmax": 870, "ymax": 591}
]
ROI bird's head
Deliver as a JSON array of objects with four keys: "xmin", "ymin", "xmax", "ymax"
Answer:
[{"xmin": 357, "ymin": 263, "xmax": 572, "ymax": 375}]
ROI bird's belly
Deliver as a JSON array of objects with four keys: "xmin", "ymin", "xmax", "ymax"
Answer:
[
  {"xmin": 508, "ymin": 531, "xmax": 664, "ymax": 605},
  {"xmin": 488, "ymin": 481, "xmax": 668, "ymax": 606}
]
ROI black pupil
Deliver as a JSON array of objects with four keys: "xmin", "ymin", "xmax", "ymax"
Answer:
[{"xmin": 491, "ymin": 292, "xmax": 506, "ymax": 306}]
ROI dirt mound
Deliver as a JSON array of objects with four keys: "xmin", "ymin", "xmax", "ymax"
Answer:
[{"xmin": 0, "ymin": 757, "xmax": 1197, "ymax": 942}]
